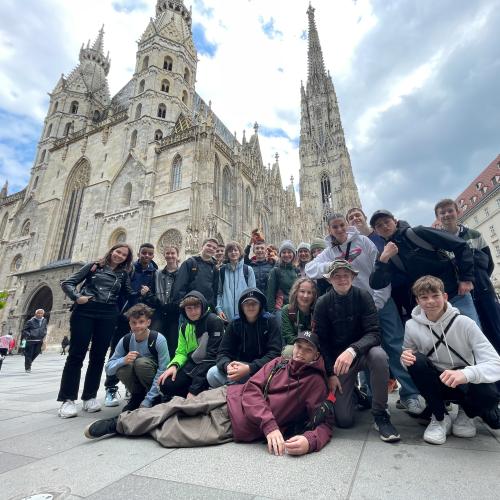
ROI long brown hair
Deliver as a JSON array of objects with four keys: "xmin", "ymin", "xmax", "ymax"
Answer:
[
  {"xmin": 100, "ymin": 243, "xmax": 134, "ymax": 272},
  {"xmin": 288, "ymin": 277, "xmax": 317, "ymax": 312}
]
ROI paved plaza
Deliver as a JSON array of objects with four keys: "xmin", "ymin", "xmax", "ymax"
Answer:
[{"xmin": 0, "ymin": 352, "xmax": 499, "ymax": 500}]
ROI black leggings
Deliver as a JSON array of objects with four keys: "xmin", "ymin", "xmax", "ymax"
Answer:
[
  {"xmin": 407, "ymin": 352, "xmax": 499, "ymax": 420},
  {"xmin": 57, "ymin": 310, "xmax": 117, "ymax": 401}
]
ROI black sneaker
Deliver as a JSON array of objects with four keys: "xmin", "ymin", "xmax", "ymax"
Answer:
[
  {"xmin": 481, "ymin": 405, "xmax": 500, "ymax": 430},
  {"xmin": 84, "ymin": 417, "xmax": 119, "ymax": 439},
  {"xmin": 354, "ymin": 386, "xmax": 372, "ymax": 411},
  {"xmin": 373, "ymin": 411, "xmax": 401, "ymax": 443},
  {"xmin": 121, "ymin": 393, "xmax": 143, "ymax": 413}
]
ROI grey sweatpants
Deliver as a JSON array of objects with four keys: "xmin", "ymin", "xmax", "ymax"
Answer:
[
  {"xmin": 116, "ymin": 386, "xmax": 233, "ymax": 448},
  {"xmin": 334, "ymin": 346, "xmax": 389, "ymax": 428}
]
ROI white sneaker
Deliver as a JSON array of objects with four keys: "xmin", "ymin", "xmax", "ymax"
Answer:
[
  {"xmin": 58, "ymin": 400, "xmax": 78, "ymax": 418},
  {"xmin": 399, "ymin": 397, "xmax": 425, "ymax": 415},
  {"xmin": 104, "ymin": 388, "xmax": 120, "ymax": 407},
  {"xmin": 82, "ymin": 398, "xmax": 102, "ymax": 413},
  {"xmin": 452, "ymin": 406, "xmax": 476, "ymax": 438},
  {"xmin": 423, "ymin": 414, "xmax": 452, "ymax": 445}
]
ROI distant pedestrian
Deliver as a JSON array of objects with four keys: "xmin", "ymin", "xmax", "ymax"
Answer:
[
  {"xmin": 0, "ymin": 332, "xmax": 13, "ymax": 371},
  {"xmin": 61, "ymin": 336, "xmax": 69, "ymax": 355},
  {"xmin": 22, "ymin": 309, "xmax": 47, "ymax": 373}
]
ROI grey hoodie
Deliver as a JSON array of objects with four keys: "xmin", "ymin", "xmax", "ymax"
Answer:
[{"xmin": 403, "ymin": 302, "xmax": 500, "ymax": 384}]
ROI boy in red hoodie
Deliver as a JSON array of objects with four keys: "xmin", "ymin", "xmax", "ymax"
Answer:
[{"xmin": 84, "ymin": 331, "xmax": 333, "ymax": 456}]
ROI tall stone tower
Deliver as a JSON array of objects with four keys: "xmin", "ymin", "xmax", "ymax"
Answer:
[{"xmin": 299, "ymin": 4, "xmax": 361, "ymax": 237}]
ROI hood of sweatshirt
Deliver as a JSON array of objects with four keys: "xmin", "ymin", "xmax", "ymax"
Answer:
[
  {"xmin": 325, "ymin": 225, "xmax": 360, "ymax": 247},
  {"xmin": 237, "ymin": 287, "xmax": 267, "ymax": 318},
  {"xmin": 181, "ymin": 290, "xmax": 210, "ymax": 324}
]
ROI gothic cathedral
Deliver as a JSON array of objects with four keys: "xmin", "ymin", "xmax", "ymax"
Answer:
[{"xmin": 0, "ymin": 1, "xmax": 360, "ymax": 343}]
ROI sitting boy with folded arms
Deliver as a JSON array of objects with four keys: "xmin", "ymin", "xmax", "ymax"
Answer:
[
  {"xmin": 84, "ymin": 331, "xmax": 333, "ymax": 456},
  {"xmin": 105, "ymin": 304, "xmax": 170, "ymax": 411},
  {"xmin": 401, "ymin": 275, "xmax": 500, "ymax": 445}
]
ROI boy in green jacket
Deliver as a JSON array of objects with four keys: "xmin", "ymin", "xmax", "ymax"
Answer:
[{"xmin": 157, "ymin": 291, "xmax": 224, "ymax": 400}]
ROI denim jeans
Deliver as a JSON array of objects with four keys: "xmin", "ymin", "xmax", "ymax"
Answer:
[
  {"xmin": 378, "ymin": 298, "xmax": 419, "ymax": 401},
  {"xmin": 206, "ymin": 365, "xmax": 250, "ymax": 388},
  {"xmin": 450, "ymin": 292, "xmax": 481, "ymax": 327}
]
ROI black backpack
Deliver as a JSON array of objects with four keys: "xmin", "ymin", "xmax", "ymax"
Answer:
[
  {"xmin": 220, "ymin": 264, "xmax": 250, "ymax": 287},
  {"xmin": 122, "ymin": 331, "xmax": 159, "ymax": 361}
]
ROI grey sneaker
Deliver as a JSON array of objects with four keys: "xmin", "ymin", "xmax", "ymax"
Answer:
[
  {"xmin": 423, "ymin": 414, "xmax": 451, "ymax": 445},
  {"xmin": 452, "ymin": 407, "xmax": 476, "ymax": 438},
  {"xmin": 397, "ymin": 397, "xmax": 425, "ymax": 415}
]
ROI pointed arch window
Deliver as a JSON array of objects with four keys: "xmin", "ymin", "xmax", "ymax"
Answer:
[
  {"xmin": 135, "ymin": 103, "xmax": 142, "ymax": 120},
  {"xmin": 64, "ymin": 122, "xmax": 72, "ymax": 137},
  {"xmin": 57, "ymin": 159, "xmax": 90, "ymax": 260},
  {"xmin": 157, "ymin": 103, "xmax": 167, "ymax": 119},
  {"xmin": 92, "ymin": 110, "xmax": 101, "ymax": 122},
  {"xmin": 154, "ymin": 129, "xmax": 163, "ymax": 141},
  {"xmin": 245, "ymin": 187, "xmax": 252, "ymax": 224},
  {"xmin": 182, "ymin": 91, "xmax": 188, "ymax": 105},
  {"xmin": 21, "ymin": 219, "xmax": 31, "ymax": 236},
  {"xmin": 46, "ymin": 124, "xmax": 52, "ymax": 138},
  {"xmin": 320, "ymin": 172, "xmax": 332, "ymax": 208},
  {"xmin": 213, "ymin": 155, "xmax": 220, "ymax": 212},
  {"xmin": 122, "ymin": 183, "xmax": 132, "ymax": 206},
  {"xmin": 170, "ymin": 155, "xmax": 182, "ymax": 191},
  {"xmin": 53, "ymin": 101, "xmax": 59, "ymax": 114},
  {"xmin": 161, "ymin": 79, "xmax": 170, "ymax": 93},
  {"xmin": 164, "ymin": 56, "xmax": 173, "ymax": 71},
  {"xmin": 0, "ymin": 213, "xmax": 9, "ymax": 240},
  {"xmin": 70, "ymin": 101, "xmax": 79, "ymax": 114},
  {"xmin": 141, "ymin": 56, "xmax": 149, "ymax": 71},
  {"xmin": 184, "ymin": 67, "xmax": 190, "ymax": 83},
  {"xmin": 33, "ymin": 176, "xmax": 39, "ymax": 189},
  {"xmin": 222, "ymin": 166, "xmax": 231, "ymax": 206},
  {"xmin": 139, "ymin": 79, "xmax": 145, "ymax": 93},
  {"xmin": 130, "ymin": 130, "xmax": 138, "ymax": 148},
  {"xmin": 39, "ymin": 150, "xmax": 46, "ymax": 164}
]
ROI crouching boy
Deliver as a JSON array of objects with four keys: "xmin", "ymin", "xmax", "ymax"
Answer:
[
  {"xmin": 84, "ymin": 331, "xmax": 333, "ymax": 456},
  {"xmin": 313, "ymin": 259, "xmax": 400, "ymax": 442},
  {"xmin": 105, "ymin": 304, "xmax": 170, "ymax": 411},
  {"xmin": 402, "ymin": 276, "xmax": 500, "ymax": 445},
  {"xmin": 207, "ymin": 288, "xmax": 282, "ymax": 388}
]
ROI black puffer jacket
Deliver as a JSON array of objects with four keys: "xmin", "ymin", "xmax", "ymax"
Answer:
[
  {"xmin": 244, "ymin": 245, "xmax": 274, "ymax": 295},
  {"xmin": 369, "ymin": 220, "xmax": 474, "ymax": 299},
  {"xmin": 312, "ymin": 286, "xmax": 381, "ymax": 376},
  {"xmin": 61, "ymin": 262, "xmax": 134, "ymax": 305},
  {"xmin": 216, "ymin": 288, "xmax": 282, "ymax": 375}
]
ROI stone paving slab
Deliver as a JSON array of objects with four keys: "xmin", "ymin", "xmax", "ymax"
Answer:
[{"xmin": 0, "ymin": 353, "xmax": 498, "ymax": 500}]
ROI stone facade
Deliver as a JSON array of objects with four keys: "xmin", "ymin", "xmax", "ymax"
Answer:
[{"xmin": 0, "ymin": 1, "xmax": 360, "ymax": 344}]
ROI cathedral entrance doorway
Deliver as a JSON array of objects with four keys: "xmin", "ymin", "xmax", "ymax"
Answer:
[{"xmin": 23, "ymin": 285, "xmax": 53, "ymax": 326}]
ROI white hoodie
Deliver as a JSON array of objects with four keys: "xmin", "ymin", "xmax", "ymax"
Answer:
[
  {"xmin": 304, "ymin": 226, "xmax": 390, "ymax": 309},
  {"xmin": 404, "ymin": 302, "xmax": 500, "ymax": 384}
]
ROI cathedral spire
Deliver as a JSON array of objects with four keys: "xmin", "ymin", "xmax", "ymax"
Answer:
[
  {"xmin": 306, "ymin": 3, "xmax": 327, "ymax": 92},
  {"xmin": 79, "ymin": 26, "xmax": 110, "ymax": 76}
]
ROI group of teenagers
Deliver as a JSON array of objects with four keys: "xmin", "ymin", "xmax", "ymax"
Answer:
[{"xmin": 53, "ymin": 198, "xmax": 500, "ymax": 455}]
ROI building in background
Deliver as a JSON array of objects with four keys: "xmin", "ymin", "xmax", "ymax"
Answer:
[
  {"xmin": 456, "ymin": 154, "xmax": 500, "ymax": 292},
  {"xmin": 0, "ymin": 2, "xmax": 360, "ymax": 344}
]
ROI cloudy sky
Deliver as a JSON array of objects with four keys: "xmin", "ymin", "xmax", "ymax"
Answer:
[{"xmin": 0, "ymin": 0, "xmax": 499, "ymax": 225}]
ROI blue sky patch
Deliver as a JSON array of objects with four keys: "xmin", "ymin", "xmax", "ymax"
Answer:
[
  {"xmin": 194, "ymin": 0, "xmax": 214, "ymax": 19},
  {"xmin": 259, "ymin": 126, "xmax": 290, "ymax": 140},
  {"xmin": 112, "ymin": 0, "xmax": 148, "ymax": 13},
  {"xmin": 259, "ymin": 17, "xmax": 283, "ymax": 40},
  {"xmin": 193, "ymin": 23, "xmax": 218, "ymax": 57}
]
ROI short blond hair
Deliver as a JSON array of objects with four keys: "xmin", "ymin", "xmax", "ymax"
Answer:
[{"xmin": 412, "ymin": 275, "xmax": 445, "ymax": 297}]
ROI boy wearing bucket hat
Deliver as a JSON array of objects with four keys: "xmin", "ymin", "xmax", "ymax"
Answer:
[{"xmin": 313, "ymin": 259, "xmax": 400, "ymax": 442}]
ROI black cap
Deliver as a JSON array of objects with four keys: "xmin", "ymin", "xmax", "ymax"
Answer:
[
  {"xmin": 294, "ymin": 330, "xmax": 320, "ymax": 351},
  {"xmin": 369, "ymin": 209, "xmax": 395, "ymax": 228}
]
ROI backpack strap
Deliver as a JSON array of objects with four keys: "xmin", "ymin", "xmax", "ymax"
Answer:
[
  {"xmin": 220, "ymin": 266, "xmax": 226, "ymax": 287},
  {"xmin": 425, "ymin": 314, "xmax": 470, "ymax": 366},
  {"xmin": 123, "ymin": 333, "xmax": 131, "ymax": 353},
  {"xmin": 187, "ymin": 257, "xmax": 198, "ymax": 284},
  {"xmin": 147, "ymin": 331, "xmax": 158, "ymax": 361},
  {"xmin": 243, "ymin": 264, "xmax": 249, "ymax": 286}
]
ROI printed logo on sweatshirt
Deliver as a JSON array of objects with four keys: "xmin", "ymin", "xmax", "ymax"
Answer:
[
  {"xmin": 214, "ymin": 331, "xmax": 221, "ymax": 337},
  {"xmin": 339, "ymin": 245, "xmax": 363, "ymax": 263}
]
